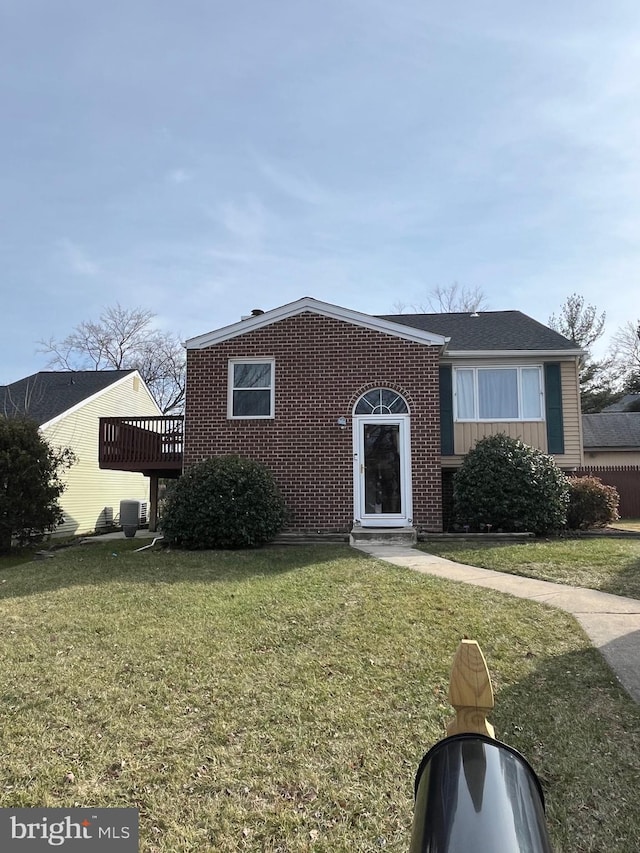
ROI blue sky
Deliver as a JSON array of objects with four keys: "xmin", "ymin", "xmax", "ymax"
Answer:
[{"xmin": 2, "ymin": 0, "xmax": 640, "ymax": 382}]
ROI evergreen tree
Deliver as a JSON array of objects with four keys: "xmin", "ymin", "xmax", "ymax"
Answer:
[{"xmin": 0, "ymin": 418, "xmax": 75, "ymax": 554}]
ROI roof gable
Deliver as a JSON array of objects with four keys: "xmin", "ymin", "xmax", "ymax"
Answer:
[
  {"xmin": 186, "ymin": 297, "xmax": 450, "ymax": 349},
  {"xmin": 0, "ymin": 370, "xmax": 146, "ymax": 426}
]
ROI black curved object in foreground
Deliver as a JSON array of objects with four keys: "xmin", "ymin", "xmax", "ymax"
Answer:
[{"xmin": 410, "ymin": 733, "xmax": 553, "ymax": 853}]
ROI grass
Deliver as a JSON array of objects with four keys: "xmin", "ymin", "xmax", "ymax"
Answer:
[
  {"xmin": 419, "ymin": 537, "xmax": 640, "ymax": 599},
  {"xmin": 611, "ymin": 518, "xmax": 640, "ymax": 532},
  {"xmin": 0, "ymin": 542, "xmax": 639, "ymax": 852}
]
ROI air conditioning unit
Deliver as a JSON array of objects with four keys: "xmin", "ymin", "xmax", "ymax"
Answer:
[{"xmin": 119, "ymin": 500, "xmax": 149, "ymax": 537}]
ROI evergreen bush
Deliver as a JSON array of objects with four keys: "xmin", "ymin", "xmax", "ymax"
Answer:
[
  {"xmin": 161, "ymin": 455, "xmax": 286, "ymax": 549},
  {"xmin": 566, "ymin": 476, "xmax": 619, "ymax": 529},
  {"xmin": 453, "ymin": 434, "xmax": 569, "ymax": 535},
  {"xmin": 0, "ymin": 417, "xmax": 75, "ymax": 553}
]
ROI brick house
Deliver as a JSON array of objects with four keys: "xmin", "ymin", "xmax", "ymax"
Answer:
[{"xmin": 183, "ymin": 297, "xmax": 584, "ymax": 534}]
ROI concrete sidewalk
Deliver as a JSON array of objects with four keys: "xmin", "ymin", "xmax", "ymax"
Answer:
[
  {"xmin": 79, "ymin": 529, "xmax": 158, "ymax": 543},
  {"xmin": 352, "ymin": 542, "xmax": 640, "ymax": 704}
]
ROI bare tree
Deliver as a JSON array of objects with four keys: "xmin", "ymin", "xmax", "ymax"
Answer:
[
  {"xmin": 38, "ymin": 305, "xmax": 186, "ymax": 413},
  {"xmin": 1, "ymin": 375, "xmax": 46, "ymax": 419},
  {"xmin": 611, "ymin": 319, "xmax": 640, "ymax": 375},
  {"xmin": 549, "ymin": 294, "xmax": 613, "ymax": 412},
  {"xmin": 548, "ymin": 293, "xmax": 606, "ymax": 349},
  {"xmin": 392, "ymin": 283, "xmax": 489, "ymax": 314},
  {"xmin": 424, "ymin": 283, "xmax": 488, "ymax": 313}
]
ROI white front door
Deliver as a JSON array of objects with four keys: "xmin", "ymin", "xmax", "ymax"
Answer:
[{"xmin": 353, "ymin": 416, "xmax": 412, "ymax": 527}]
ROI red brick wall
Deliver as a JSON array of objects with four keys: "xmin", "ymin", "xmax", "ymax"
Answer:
[{"xmin": 185, "ymin": 313, "xmax": 443, "ymax": 532}]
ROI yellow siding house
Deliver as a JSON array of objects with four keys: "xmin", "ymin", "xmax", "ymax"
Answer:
[{"xmin": 1, "ymin": 370, "xmax": 162, "ymax": 536}]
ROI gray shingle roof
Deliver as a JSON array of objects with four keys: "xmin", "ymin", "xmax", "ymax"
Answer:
[
  {"xmin": 0, "ymin": 371, "xmax": 135, "ymax": 426},
  {"xmin": 378, "ymin": 310, "xmax": 579, "ymax": 352},
  {"xmin": 582, "ymin": 413, "xmax": 640, "ymax": 448},
  {"xmin": 602, "ymin": 393, "xmax": 640, "ymax": 412}
]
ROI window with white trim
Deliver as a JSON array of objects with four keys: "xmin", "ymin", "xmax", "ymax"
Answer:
[
  {"xmin": 354, "ymin": 388, "xmax": 409, "ymax": 415},
  {"xmin": 228, "ymin": 359, "xmax": 274, "ymax": 418},
  {"xmin": 454, "ymin": 366, "xmax": 543, "ymax": 421}
]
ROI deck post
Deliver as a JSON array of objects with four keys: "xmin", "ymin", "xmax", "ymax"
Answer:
[{"xmin": 149, "ymin": 473, "xmax": 159, "ymax": 533}]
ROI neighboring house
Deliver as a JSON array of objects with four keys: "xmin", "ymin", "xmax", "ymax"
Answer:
[
  {"xmin": 1, "ymin": 370, "xmax": 162, "ymax": 536},
  {"xmin": 181, "ymin": 297, "xmax": 583, "ymax": 533},
  {"xmin": 582, "ymin": 413, "xmax": 640, "ymax": 467},
  {"xmin": 578, "ymin": 413, "xmax": 640, "ymax": 518},
  {"xmin": 602, "ymin": 393, "xmax": 640, "ymax": 413}
]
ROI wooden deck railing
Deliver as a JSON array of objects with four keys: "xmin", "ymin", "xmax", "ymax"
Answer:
[{"xmin": 99, "ymin": 416, "xmax": 184, "ymax": 473}]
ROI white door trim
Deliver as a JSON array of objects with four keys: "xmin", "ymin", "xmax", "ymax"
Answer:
[{"xmin": 352, "ymin": 415, "xmax": 413, "ymax": 528}]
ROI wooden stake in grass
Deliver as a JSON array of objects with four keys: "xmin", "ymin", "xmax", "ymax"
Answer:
[{"xmin": 446, "ymin": 639, "xmax": 495, "ymax": 738}]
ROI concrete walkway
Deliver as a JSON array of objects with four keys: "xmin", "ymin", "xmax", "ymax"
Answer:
[
  {"xmin": 79, "ymin": 529, "xmax": 158, "ymax": 543},
  {"xmin": 352, "ymin": 542, "xmax": 640, "ymax": 704}
]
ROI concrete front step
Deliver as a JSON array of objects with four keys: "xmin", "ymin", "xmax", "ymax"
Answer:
[
  {"xmin": 271, "ymin": 528, "xmax": 420, "ymax": 546},
  {"xmin": 349, "ymin": 526, "xmax": 418, "ymax": 546},
  {"xmin": 271, "ymin": 532, "xmax": 350, "ymax": 545}
]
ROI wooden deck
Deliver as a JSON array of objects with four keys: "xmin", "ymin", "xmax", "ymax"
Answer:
[{"xmin": 99, "ymin": 416, "xmax": 183, "ymax": 476}]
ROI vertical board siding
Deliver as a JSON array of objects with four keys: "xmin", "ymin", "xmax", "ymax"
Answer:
[
  {"xmin": 572, "ymin": 466, "xmax": 640, "ymax": 518},
  {"xmin": 43, "ymin": 376, "xmax": 161, "ymax": 536},
  {"xmin": 185, "ymin": 313, "xmax": 444, "ymax": 533}
]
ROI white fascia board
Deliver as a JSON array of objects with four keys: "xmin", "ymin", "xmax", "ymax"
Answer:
[
  {"xmin": 40, "ymin": 371, "xmax": 162, "ymax": 431},
  {"xmin": 186, "ymin": 296, "xmax": 450, "ymax": 349},
  {"xmin": 443, "ymin": 349, "xmax": 585, "ymax": 359}
]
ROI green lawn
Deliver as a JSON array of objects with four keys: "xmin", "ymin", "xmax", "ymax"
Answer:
[
  {"xmin": 419, "ymin": 537, "xmax": 640, "ymax": 600},
  {"xmin": 1, "ymin": 542, "xmax": 639, "ymax": 852},
  {"xmin": 612, "ymin": 519, "xmax": 640, "ymax": 532}
]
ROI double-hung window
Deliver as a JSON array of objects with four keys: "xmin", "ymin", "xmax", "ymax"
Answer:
[
  {"xmin": 454, "ymin": 366, "xmax": 543, "ymax": 421},
  {"xmin": 228, "ymin": 359, "xmax": 274, "ymax": 418}
]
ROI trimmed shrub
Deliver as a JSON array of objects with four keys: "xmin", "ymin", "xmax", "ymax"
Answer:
[
  {"xmin": 453, "ymin": 434, "xmax": 569, "ymax": 535},
  {"xmin": 566, "ymin": 476, "xmax": 620, "ymax": 530},
  {"xmin": 161, "ymin": 455, "xmax": 286, "ymax": 549}
]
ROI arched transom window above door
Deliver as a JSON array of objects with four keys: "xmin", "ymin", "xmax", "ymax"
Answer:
[{"xmin": 354, "ymin": 388, "xmax": 409, "ymax": 415}]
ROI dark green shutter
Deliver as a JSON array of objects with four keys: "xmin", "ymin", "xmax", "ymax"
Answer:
[
  {"xmin": 439, "ymin": 365, "xmax": 454, "ymax": 456},
  {"xmin": 544, "ymin": 363, "xmax": 564, "ymax": 454}
]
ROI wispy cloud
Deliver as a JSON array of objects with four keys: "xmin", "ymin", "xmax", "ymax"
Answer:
[
  {"xmin": 6, "ymin": 0, "xmax": 640, "ymax": 384},
  {"xmin": 166, "ymin": 168, "xmax": 193, "ymax": 185},
  {"xmin": 212, "ymin": 195, "xmax": 273, "ymax": 248},
  {"xmin": 252, "ymin": 153, "xmax": 333, "ymax": 206},
  {"xmin": 56, "ymin": 239, "xmax": 100, "ymax": 276},
  {"xmin": 218, "ymin": 198, "xmax": 265, "ymax": 243}
]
